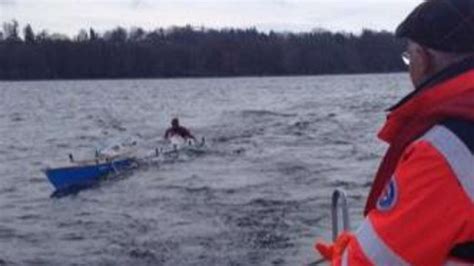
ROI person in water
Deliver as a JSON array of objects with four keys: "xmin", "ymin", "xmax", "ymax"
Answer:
[
  {"xmin": 164, "ymin": 118, "xmax": 196, "ymax": 141},
  {"xmin": 315, "ymin": 0, "xmax": 474, "ymax": 264}
]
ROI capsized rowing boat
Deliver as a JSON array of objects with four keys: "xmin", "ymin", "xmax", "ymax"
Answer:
[
  {"xmin": 43, "ymin": 136, "xmax": 140, "ymax": 194},
  {"xmin": 43, "ymin": 136, "xmax": 206, "ymax": 195},
  {"xmin": 43, "ymin": 157, "xmax": 137, "ymax": 192}
]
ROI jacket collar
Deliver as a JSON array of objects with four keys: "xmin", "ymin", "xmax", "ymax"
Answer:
[{"xmin": 378, "ymin": 58, "xmax": 474, "ymax": 144}]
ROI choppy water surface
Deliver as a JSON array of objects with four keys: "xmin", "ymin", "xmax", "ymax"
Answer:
[{"xmin": 0, "ymin": 74, "xmax": 410, "ymax": 265}]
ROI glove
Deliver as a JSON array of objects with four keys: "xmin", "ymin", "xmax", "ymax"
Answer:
[{"xmin": 315, "ymin": 231, "xmax": 352, "ymax": 262}]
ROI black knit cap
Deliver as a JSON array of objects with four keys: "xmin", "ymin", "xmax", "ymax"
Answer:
[{"xmin": 396, "ymin": 0, "xmax": 474, "ymax": 53}]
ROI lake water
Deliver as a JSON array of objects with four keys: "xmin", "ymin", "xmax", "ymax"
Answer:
[{"xmin": 0, "ymin": 74, "xmax": 411, "ymax": 265}]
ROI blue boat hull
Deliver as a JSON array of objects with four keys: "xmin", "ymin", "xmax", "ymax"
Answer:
[{"xmin": 44, "ymin": 158, "xmax": 136, "ymax": 191}]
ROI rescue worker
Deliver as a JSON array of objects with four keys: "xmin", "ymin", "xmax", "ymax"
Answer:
[
  {"xmin": 315, "ymin": 0, "xmax": 474, "ymax": 264},
  {"xmin": 164, "ymin": 118, "xmax": 196, "ymax": 141}
]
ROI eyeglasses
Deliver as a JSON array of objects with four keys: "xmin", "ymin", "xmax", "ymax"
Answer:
[{"xmin": 401, "ymin": 51, "xmax": 410, "ymax": 66}]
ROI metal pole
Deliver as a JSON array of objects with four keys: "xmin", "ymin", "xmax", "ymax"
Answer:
[
  {"xmin": 308, "ymin": 189, "xmax": 351, "ymax": 266},
  {"xmin": 331, "ymin": 189, "xmax": 350, "ymax": 241}
]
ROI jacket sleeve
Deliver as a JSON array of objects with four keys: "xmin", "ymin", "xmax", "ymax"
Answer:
[{"xmin": 337, "ymin": 140, "xmax": 473, "ymax": 265}]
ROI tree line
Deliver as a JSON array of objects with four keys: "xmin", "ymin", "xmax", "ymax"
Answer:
[{"xmin": 0, "ymin": 20, "xmax": 406, "ymax": 80}]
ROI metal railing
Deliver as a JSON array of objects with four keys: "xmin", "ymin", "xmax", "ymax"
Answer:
[
  {"xmin": 331, "ymin": 189, "xmax": 350, "ymax": 241},
  {"xmin": 309, "ymin": 189, "xmax": 351, "ymax": 266}
]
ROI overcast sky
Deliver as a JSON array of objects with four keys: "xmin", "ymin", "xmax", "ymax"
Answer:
[{"xmin": 0, "ymin": 0, "xmax": 421, "ymax": 36}]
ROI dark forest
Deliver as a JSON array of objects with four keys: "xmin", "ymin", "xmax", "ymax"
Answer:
[{"xmin": 0, "ymin": 20, "xmax": 406, "ymax": 80}]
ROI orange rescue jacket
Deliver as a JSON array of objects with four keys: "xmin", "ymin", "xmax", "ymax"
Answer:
[{"xmin": 324, "ymin": 58, "xmax": 474, "ymax": 265}]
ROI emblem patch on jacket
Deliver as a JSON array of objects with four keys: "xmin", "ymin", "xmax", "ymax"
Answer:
[{"xmin": 377, "ymin": 177, "xmax": 398, "ymax": 211}]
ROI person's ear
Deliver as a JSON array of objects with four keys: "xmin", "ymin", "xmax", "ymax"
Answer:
[
  {"xmin": 408, "ymin": 44, "xmax": 433, "ymax": 87},
  {"xmin": 415, "ymin": 45, "xmax": 432, "ymax": 75}
]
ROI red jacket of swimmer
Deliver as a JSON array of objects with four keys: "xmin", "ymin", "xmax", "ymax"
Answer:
[{"xmin": 325, "ymin": 57, "xmax": 474, "ymax": 265}]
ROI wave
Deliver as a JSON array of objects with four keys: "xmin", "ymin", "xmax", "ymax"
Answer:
[{"xmin": 240, "ymin": 110, "xmax": 297, "ymax": 119}]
